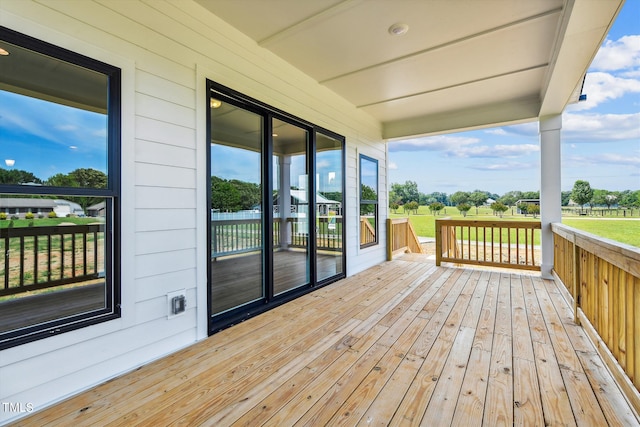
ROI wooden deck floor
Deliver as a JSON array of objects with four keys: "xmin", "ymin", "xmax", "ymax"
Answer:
[{"xmin": 15, "ymin": 255, "xmax": 639, "ymax": 426}]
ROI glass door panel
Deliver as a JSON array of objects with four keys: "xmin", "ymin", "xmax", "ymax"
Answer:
[
  {"xmin": 272, "ymin": 118, "xmax": 309, "ymax": 295},
  {"xmin": 210, "ymin": 98, "xmax": 264, "ymax": 315},
  {"xmin": 316, "ymin": 133, "xmax": 344, "ymax": 281}
]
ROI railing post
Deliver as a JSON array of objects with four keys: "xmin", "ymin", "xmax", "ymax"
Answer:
[
  {"xmin": 572, "ymin": 236, "xmax": 581, "ymax": 325},
  {"xmin": 386, "ymin": 218, "xmax": 393, "ymax": 261},
  {"xmin": 435, "ymin": 219, "xmax": 442, "ymax": 266}
]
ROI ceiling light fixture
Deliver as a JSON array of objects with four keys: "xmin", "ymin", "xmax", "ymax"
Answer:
[
  {"xmin": 388, "ymin": 23, "xmax": 409, "ymax": 36},
  {"xmin": 210, "ymin": 98, "xmax": 222, "ymax": 109},
  {"xmin": 0, "ymin": 47, "xmax": 9, "ymax": 56}
]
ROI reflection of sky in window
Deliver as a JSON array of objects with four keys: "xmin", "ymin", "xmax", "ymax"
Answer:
[
  {"xmin": 317, "ymin": 150, "xmax": 342, "ymax": 192},
  {"xmin": 211, "ymin": 143, "xmax": 261, "ymax": 183},
  {"xmin": 361, "ymin": 156, "xmax": 378, "ymax": 193},
  {"xmin": 0, "ymin": 90, "xmax": 107, "ymax": 180}
]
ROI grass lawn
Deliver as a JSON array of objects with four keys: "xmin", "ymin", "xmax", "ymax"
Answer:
[
  {"xmin": 391, "ymin": 206, "xmax": 640, "ymax": 248},
  {"xmin": 0, "ymin": 217, "xmax": 102, "ymax": 228}
]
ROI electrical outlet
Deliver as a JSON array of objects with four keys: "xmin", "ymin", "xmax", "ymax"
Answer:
[{"xmin": 167, "ymin": 290, "xmax": 186, "ymax": 318}]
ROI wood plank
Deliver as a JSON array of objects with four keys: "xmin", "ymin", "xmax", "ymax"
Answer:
[
  {"xmin": 451, "ymin": 347, "xmax": 492, "ymax": 427},
  {"xmin": 483, "ymin": 333, "xmax": 513, "ymax": 426},
  {"xmin": 357, "ymin": 352, "xmax": 425, "ymax": 426},
  {"xmin": 389, "ymin": 337, "xmax": 452, "ymax": 426},
  {"xmin": 513, "ymin": 357, "xmax": 544, "ymax": 426},
  {"xmin": 421, "ymin": 327, "xmax": 476, "ymax": 425},
  {"xmin": 533, "ymin": 341, "xmax": 577, "ymax": 427},
  {"xmin": 560, "ymin": 368, "xmax": 608, "ymax": 426},
  {"xmin": 576, "ymin": 351, "xmax": 640, "ymax": 426}
]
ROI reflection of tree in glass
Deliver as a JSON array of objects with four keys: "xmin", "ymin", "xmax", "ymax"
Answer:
[
  {"xmin": 47, "ymin": 168, "xmax": 107, "ymax": 188},
  {"xmin": 211, "ymin": 176, "xmax": 261, "ymax": 212},
  {"xmin": 0, "ymin": 168, "xmax": 42, "ymax": 185},
  {"xmin": 361, "ymin": 184, "xmax": 377, "ymax": 215}
]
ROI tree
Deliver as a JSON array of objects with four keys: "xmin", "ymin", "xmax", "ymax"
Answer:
[
  {"xmin": 389, "ymin": 202, "xmax": 399, "ymax": 213},
  {"xmin": 561, "ymin": 191, "xmax": 572, "ymax": 206},
  {"xmin": 456, "ymin": 203, "xmax": 471, "ymax": 217},
  {"xmin": 469, "ymin": 190, "xmax": 488, "ymax": 213},
  {"xmin": 428, "ymin": 202, "xmax": 444, "ymax": 216},
  {"xmin": 571, "ymin": 180, "xmax": 593, "ymax": 213},
  {"xmin": 604, "ymin": 193, "xmax": 618, "ymax": 209},
  {"xmin": 390, "ymin": 181, "xmax": 419, "ymax": 205},
  {"xmin": 527, "ymin": 203, "xmax": 540, "ymax": 218},
  {"xmin": 490, "ymin": 201, "xmax": 508, "ymax": 218},
  {"xmin": 498, "ymin": 191, "xmax": 522, "ymax": 207},
  {"xmin": 404, "ymin": 201, "xmax": 419, "ymax": 215},
  {"xmin": 450, "ymin": 191, "xmax": 470, "ymax": 206}
]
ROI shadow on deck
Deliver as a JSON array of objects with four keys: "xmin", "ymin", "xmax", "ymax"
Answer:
[{"xmin": 14, "ymin": 254, "xmax": 639, "ymax": 426}]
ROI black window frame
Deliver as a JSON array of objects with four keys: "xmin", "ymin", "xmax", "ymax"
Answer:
[
  {"xmin": 0, "ymin": 26, "xmax": 121, "ymax": 350},
  {"xmin": 359, "ymin": 154, "xmax": 379, "ymax": 248}
]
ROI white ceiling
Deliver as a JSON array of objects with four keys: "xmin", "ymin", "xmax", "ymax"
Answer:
[{"xmin": 197, "ymin": 0, "xmax": 623, "ymax": 140}]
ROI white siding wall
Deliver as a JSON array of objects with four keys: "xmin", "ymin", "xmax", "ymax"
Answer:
[{"xmin": 0, "ymin": 1, "xmax": 387, "ymax": 422}]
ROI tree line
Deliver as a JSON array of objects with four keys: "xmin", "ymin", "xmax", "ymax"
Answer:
[
  {"xmin": 0, "ymin": 167, "xmax": 107, "ymax": 212},
  {"xmin": 390, "ymin": 180, "xmax": 640, "ymax": 216}
]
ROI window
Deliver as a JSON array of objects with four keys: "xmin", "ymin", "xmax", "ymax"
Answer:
[
  {"xmin": 0, "ymin": 27, "xmax": 120, "ymax": 349},
  {"xmin": 359, "ymin": 154, "xmax": 378, "ymax": 248}
]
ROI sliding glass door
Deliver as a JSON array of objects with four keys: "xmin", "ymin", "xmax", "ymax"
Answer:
[
  {"xmin": 207, "ymin": 81, "xmax": 345, "ymax": 330},
  {"xmin": 272, "ymin": 118, "xmax": 310, "ymax": 295},
  {"xmin": 316, "ymin": 132, "xmax": 344, "ymax": 282},
  {"xmin": 209, "ymin": 97, "xmax": 264, "ymax": 316}
]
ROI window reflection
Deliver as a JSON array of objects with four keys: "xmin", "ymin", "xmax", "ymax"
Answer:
[
  {"xmin": 360, "ymin": 155, "xmax": 378, "ymax": 247},
  {"xmin": 316, "ymin": 133, "xmax": 343, "ymax": 281}
]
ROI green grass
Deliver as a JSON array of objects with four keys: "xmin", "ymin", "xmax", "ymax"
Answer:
[
  {"xmin": 562, "ymin": 219, "xmax": 640, "ymax": 247},
  {"xmin": 392, "ymin": 206, "xmax": 640, "ymax": 248},
  {"xmin": 0, "ymin": 217, "xmax": 101, "ymax": 228}
]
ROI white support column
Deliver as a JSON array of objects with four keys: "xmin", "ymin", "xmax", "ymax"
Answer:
[
  {"xmin": 279, "ymin": 155, "xmax": 291, "ymax": 249},
  {"xmin": 539, "ymin": 114, "xmax": 562, "ymax": 279}
]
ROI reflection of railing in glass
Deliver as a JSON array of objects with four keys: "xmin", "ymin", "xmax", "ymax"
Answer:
[
  {"xmin": 211, "ymin": 217, "xmax": 343, "ymax": 258},
  {"xmin": 1, "ymin": 224, "xmax": 104, "ymax": 297},
  {"xmin": 360, "ymin": 216, "xmax": 376, "ymax": 246}
]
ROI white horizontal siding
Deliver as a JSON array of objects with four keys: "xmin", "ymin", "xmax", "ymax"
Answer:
[
  {"xmin": 135, "ymin": 208, "xmax": 196, "ymax": 232},
  {"xmin": 136, "ymin": 249, "xmax": 197, "ymax": 280},
  {"xmin": 0, "ymin": 0, "xmax": 386, "ymax": 423},
  {"xmin": 135, "ymin": 140, "xmax": 196, "ymax": 169},
  {"xmin": 135, "ymin": 229, "xmax": 196, "ymax": 256}
]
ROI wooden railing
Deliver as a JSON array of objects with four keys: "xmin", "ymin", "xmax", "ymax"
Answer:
[
  {"xmin": 360, "ymin": 216, "xmax": 376, "ymax": 247},
  {"xmin": 386, "ymin": 218, "xmax": 423, "ymax": 260},
  {"xmin": 435, "ymin": 219, "xmax": 541, "ymax": 271},
  {"xmin": 552, "ymin": 223, "xmax": 640, "ymax": 411},
  {"xmin": 211, "ymin": 217, "xmax": 343, "ymax": 258},
  {"xmin": 1, "ymin": 224, "xmax": 104, "ymax": 297}
]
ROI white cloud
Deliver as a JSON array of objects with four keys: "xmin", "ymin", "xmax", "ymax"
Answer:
[
  {"xmin": 591, "ymin": 35, "xmax": 640, "ymax": 72},
  {"xmin": 388, "ymin": 161, "xmax": 398, "ymax": 170},
  {"xmin": 563, "ymin": 112, "xmax": 640, "ymax": 141},
  {"xmin": 450, "ymin": 144, "xmax": 539, "ymax": 158},
  {"xmin": 485, "ymin": 128, "xmax": 508, "ymax": 136},
  {"xmin": 565, "ymin": 153, "xmax": 640, "ymax": 168},
  {"xmin": 388, "ymin": 134, "xmax": 479, "ymax": 152},
  {"xmin": 468, "ymin": 161, "xmax": 535, "ymax": 171}
]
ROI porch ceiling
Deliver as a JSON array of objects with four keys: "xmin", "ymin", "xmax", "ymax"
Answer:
[{"xmin": 197, "ymin": 0, "xmax": 623, "ymax": 139}]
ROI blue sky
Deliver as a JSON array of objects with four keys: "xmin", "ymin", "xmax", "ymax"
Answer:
[
  {"xmin": 389, "ymin": 1, "xmax": 640, "ymax": 196},
  {"xmin": 0, "ymin": 90, "xmax": 108, "ymax": 180}
]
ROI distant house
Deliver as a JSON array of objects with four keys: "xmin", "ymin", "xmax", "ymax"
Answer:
[
  {"xmin": 273, "ymin": 190, "xmax": 342, "ymax": 216},
  {"xmin": 516, "ymin": 198, "xmax": 540, "ymax": 214},
  {"xmin": 87, "ymin": 201, "xmax": 106, "ymax": 218},
  {"xmin": 0, "ymin": 198, "xmax": 83, "ymax": 218}
]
